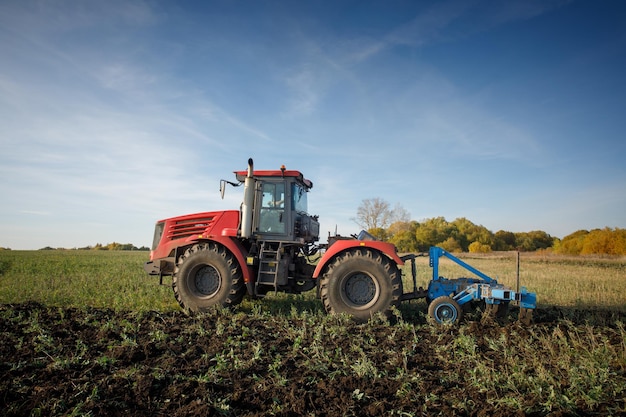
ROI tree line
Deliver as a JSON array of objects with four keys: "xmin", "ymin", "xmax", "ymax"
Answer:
[
  {"xmin": 37, "ymin": 243, "xmax": 150, "ymax": 251},
  {"xmin": 4, "ymin": 196, "xmax": 621, "ymax": 255},
  {"xmin": 354, "ymin": 198, "xmax": 626, "ymax": 255}
]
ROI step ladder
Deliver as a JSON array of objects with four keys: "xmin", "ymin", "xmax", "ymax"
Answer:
[{"xmin": 256, "ymin": 242, "xmax": 284, "ymax": 294}]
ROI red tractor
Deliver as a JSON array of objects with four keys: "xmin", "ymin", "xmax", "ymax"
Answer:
[{"xmin": 145, "ymin": 158, "xmax": 405, "ymax": 321}]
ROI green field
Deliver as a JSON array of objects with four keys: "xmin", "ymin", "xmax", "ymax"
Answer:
[
  {"xmin": 0, "ymin": 250, "xmax": 177, "ymax": 311},
  {"xmin": 1, "ymin": 249, "xmax": 625, "ymax": 416},
  {"xmin": 1, "ymin": 249, "xmax": 624, "ymax": 313}
]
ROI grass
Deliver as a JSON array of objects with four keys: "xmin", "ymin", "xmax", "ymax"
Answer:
[
  {"xmin": 0, "ymin": 250, "xmax": 177, "ymax": 311},
  {"xmin": 0, "ymin": 249, "xmax": 624, "ymax": 313}
]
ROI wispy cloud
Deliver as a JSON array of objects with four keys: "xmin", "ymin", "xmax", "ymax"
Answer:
[
  {"xmin": 94, "ymin": 63, "xmax": 159, "ymax": 92},
  {"xmin": 284, "ymin": 67, "xmax": 320, "ymax": 116},
  {"xmin": 20, "ymin": 210, "xmax": 51, "ymax": 216},
  {"xmin": 483, "ymin": 0, "xmax": 572, "ymax": 26},
  {"xmin": 386, "ymin": 0, "xmax": 476, "ymax": 47},
  {"xmin": 0, "ymin": 0, "xmax": 158, "ymax": 34},
  {"xmin": 346, "ymin": 0, "xmax": 572, "ymax": 64}
]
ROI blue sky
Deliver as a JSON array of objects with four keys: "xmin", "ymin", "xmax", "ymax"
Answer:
[{"xmin": 1, "ymin": 0, "xmax": 625, "ymax": 250}]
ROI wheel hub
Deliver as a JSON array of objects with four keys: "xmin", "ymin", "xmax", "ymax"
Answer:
[
  {"xmin": 435, "ymin": 304, "xmax": 456, "ymax": 322},
  {"xmin": 193, "ymin": 265, "xmax": 221, "ymax": 297},
  {"xmin": 343, "ymin": 273, "xmax": 378, "ymax": 307}
]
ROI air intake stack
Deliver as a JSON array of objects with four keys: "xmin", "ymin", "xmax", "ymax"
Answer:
[{"xmin": 240, "ymin": 158, "xmax": 255, "ymax": 238}]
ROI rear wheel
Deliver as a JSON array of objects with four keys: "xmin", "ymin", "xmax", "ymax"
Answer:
[
  {"xmin": 173, "ymin": 242, "xmax": 245, "ymax": 313},
  {"xmin": 428, "ymin": 296, "xmax": 463, "ymax": 324},
  {"xmin": 320, "ymin": 248, "xmax": 402, "ymax": 322}
]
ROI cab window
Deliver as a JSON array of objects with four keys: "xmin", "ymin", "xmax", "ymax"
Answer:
[
  {"xmin": 259, "ymin": 182, "xmax": 285, "ymax": 233},
  {"xmin": 261, "ymin": 182, "xmax": 285, "ymax": 208},
  {"xmin": 292, "ymin": 183, "xmax": 308, "ymax": 213}
]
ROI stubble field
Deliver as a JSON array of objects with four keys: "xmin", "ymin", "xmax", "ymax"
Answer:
[{"xmin": 0, "ymin": 250, "xmax": 625, "ymax": 416}]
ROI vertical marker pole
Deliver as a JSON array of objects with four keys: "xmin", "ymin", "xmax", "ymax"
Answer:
[{"xmin": 516, "ymin": 250, "xmax": 520, "ymax": 296}]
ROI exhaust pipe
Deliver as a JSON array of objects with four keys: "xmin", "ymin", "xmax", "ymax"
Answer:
[{"xmin": 241, "ymin": 158, "xmax": 255, "ymax": 238}]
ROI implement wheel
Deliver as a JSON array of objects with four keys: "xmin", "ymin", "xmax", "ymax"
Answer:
[
  {"xmin": 320, "ymin": 248, "xmax": 402, "ymax": 322},
  {"xmin": 173, "ymin": 242, "xmax": 245, "ymax": 313},
  {"xmin": 428, "ymin": 296, "xmax": 463, "ymax": 324}
]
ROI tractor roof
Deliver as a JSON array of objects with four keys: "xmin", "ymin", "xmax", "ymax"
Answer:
[{"xmin": 234, "ymin": 168, "xmax": 313, "ymax": 189}]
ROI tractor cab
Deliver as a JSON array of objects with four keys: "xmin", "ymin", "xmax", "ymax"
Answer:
[{"xmin": 233, "ymin": 160, "xmax": 320, "ymax": 244}]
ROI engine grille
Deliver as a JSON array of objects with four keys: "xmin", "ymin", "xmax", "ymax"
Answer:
[{"xmin": 166, "ymin": 215, "xmax": 216, "ymax": 241}]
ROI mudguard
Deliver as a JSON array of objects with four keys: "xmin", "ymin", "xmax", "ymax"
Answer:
[
  {"xmin": 150, "ymin": 235, "xmax": 253, "ymax": 285},
  {"xmin": 200, "ymin": 236, "xmax": 253, "ymax": 284},
  {"xmin": 312, "ymin": 239, "xmax": 404, "ymax": 279}
]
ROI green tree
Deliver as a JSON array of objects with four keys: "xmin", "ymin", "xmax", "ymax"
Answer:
[
  {"xmin": 451, "ymin": 218, "xmax": 494, "ymax": 251},
  {"xmin": 494, "ymin": 230, "xmax": 516, "ymax": 251},
  {"xmin": 414, "ymin": 217, "xmax": 455, "ymax": 251},
  {"xmin": 368, "ymin": 227, "xmax": 388, "ymax": 241},
  {"xmin": 387, "ymin": 221, "xmax": 418, "ymax": 252},
  {"xmin": 119, "ymin": 243, "xmax": 139, "ymax": 251},
  {"xmin": 514, "ymin": 231, "xmax": 554, "ymax": 251},
  {"xmin": 440, "ymin": 237, "xmax": 463, "ymax": 253}
]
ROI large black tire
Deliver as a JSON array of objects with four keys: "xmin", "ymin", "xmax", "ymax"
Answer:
[
  {"xmin": 172, "ymin": 242, "xmax": 245, "ymax": 313},
  {"xmin": 428, "ymin": 296, "xmax": 463, "ymax": 324},
  {"xmin": 319, "ymin": 248, "xmax": 403, "ymax": 322}
]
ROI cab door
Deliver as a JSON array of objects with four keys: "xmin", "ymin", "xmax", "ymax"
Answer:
[{"xmin": 257, "ymin": 181, "xmax": 286, "ymax": 235}]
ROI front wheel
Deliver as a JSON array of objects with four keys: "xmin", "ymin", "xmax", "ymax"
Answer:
[
  {"xmin": 320, "ymin": 248, "xmax": 403, "ymax": 322},
  {"xmin": 172, "ymin": 242, "xmax": 245, "ymax": 313},
  {"xmin": 428, "ymin": 296, "xmax": 463, "ymax": 324}
]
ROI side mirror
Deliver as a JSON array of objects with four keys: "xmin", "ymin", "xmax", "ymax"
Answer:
[
  {"xmin": 220, "ymin": 180, "xmax": 242, "ymax": 199},
  {"xmin": 220, "ymin": 180, "xmax": 226, "ymax": 200}
]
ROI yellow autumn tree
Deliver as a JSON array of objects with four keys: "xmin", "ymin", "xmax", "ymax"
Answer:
[
  {"xmin": 468, "ymin": 241, "xmax": 491, "ymax": 253},
  {"xmin": 557, "ymin": 228, "xmax": 626, "ymax": 255},
  {"xmin": 581, "ymin": 228, "xmax": 626, "ymax": 255}
]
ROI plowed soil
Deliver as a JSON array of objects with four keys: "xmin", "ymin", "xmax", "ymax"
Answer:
[{"xmin": 1, "ymin": 302, "xmax": 625, "ymax": 416}]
